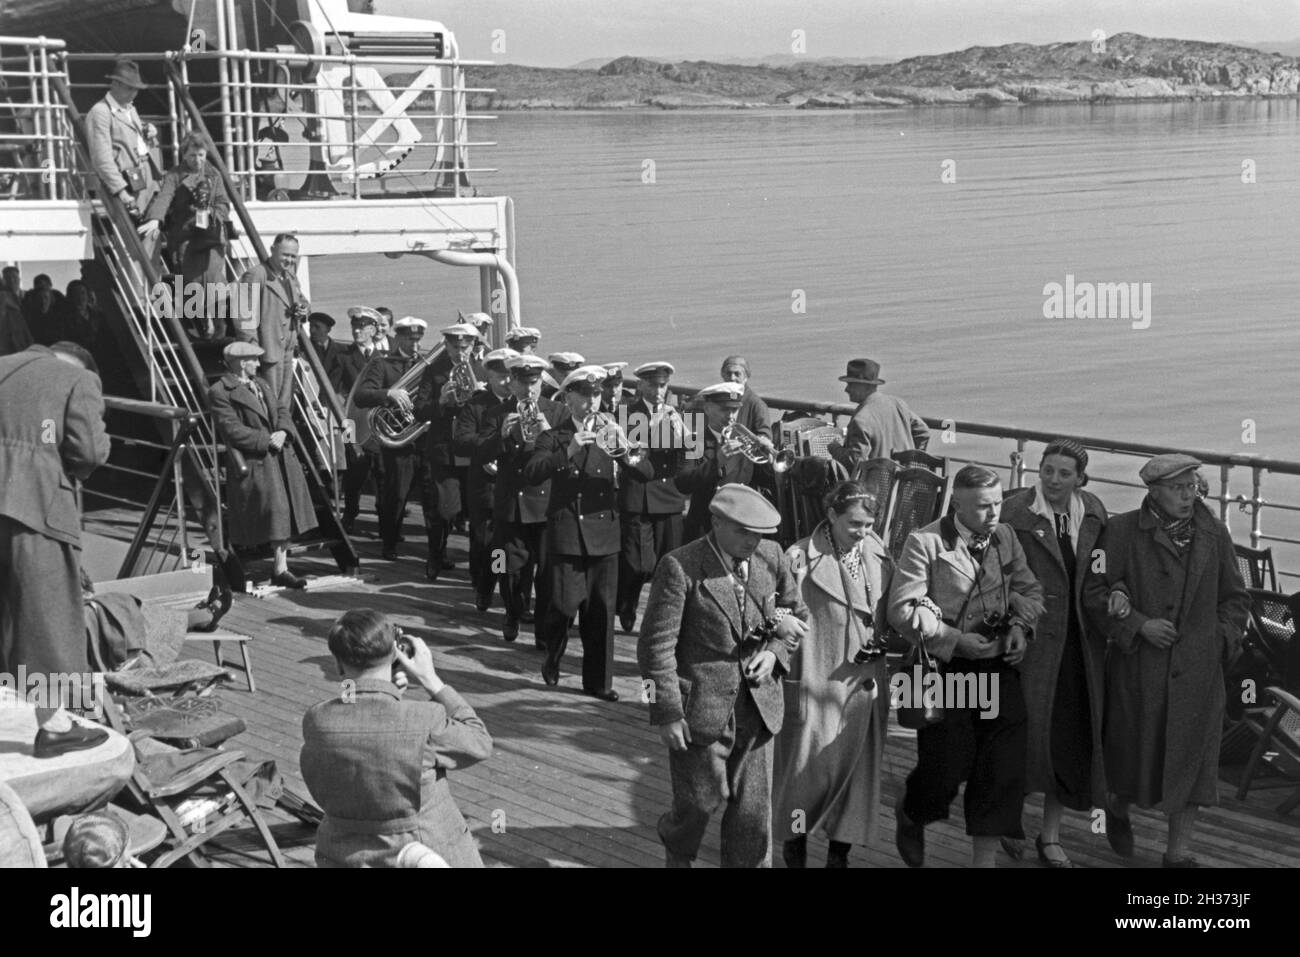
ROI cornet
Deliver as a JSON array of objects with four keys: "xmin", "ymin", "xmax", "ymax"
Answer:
[
  {"xmin": 721, "ymin": 422, "xmax": 795, "ymax": 472},
  {"xmin": 585, "ymin": 413, "xmax": 645, "ymax": 466},
  {"xmin": 450, "ymin": 356, "xmax": 480, "ymax": 405},
  {"xmin": 518, "ymin": 396, "xmax": 546, "ymax": 443}
]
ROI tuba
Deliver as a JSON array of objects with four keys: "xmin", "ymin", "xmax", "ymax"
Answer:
[
  {"xmin": 369, "ymin": 348, "xmax": 438, "ymax": 448},
  {"xmin": 721, "ymin": 422, "xmax": 795, "ymax": 472},
  {"xmin": 586, "ymin": 412, "xmax": 645, "ymax": 466},
  {"xmin": 450, "ymin": 355, "xmax": 480, "ymax": 405}
]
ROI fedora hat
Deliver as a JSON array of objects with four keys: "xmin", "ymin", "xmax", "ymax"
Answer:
[
  {"xmin": 105, "ymin": 59, "xmax": 147, "ymax": 90},
  {"xmin": 838, "ymin": 358, "xmax": 885, "ymax": 385}
]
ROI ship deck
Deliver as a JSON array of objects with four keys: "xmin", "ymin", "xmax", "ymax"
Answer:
[{"xmin": 115, "ymin": 510, "xmax": 1300, "ymax": 869}]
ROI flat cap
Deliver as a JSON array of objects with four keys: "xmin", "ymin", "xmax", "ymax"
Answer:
[
  {"xmin": 307, "ymin": 311, "xmax": 335, "ymax": 329},
  {"xmin": 223, "ymin": 340, "xmax": 264, "ymax": 360},
  {"xmin": 634, "ymin": 361, "xmax": 676, "ymax": 379},
  {"xmin": 1139, "ymin": 453, "xmax": 1202, "ymax": 485},
  {"xmin": 560, "ymin": 364, "xmax": 608, "ymax": 391},
  {"xmin": 483, "ymin": 347, "xmax": 520, "ymax": 370},
  {"xmin": 392, "ymin": 316, "xmax": 428, "ymax": 333},
  {"xmin": 547, "ymin": 351, "xmax": 585, "ymax": 369},
  {"xmin": 347, "ymin": 305, "xmax": 382, "ymax": 324},
  {"xmin": 697, "ymin": 381, "xmax": 744, "ymax": 405},
  {"xmin": 709, "ymin": 483, "xmax": 780, "ymax": 533},
  {"xmin": 506, "ymin": 354, "xmax": 549, "ymax": 374},
  {"xmin": 505, "ymin": 326, "xmax": 542, "ymax": 342},
  {"xmin": 439, "ymin": 322, "xmax": 480, "ymax": 339}
]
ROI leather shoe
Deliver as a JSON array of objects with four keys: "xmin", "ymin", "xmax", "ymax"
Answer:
[
  {"xmin": 664, "ymin": 848, "xmax": 692, "ymax": 868},
  {"xmin": 519, "ymin": 609, "xmax": 535, "ymax": 624},
  {"xmin": 619, "ymin": 613, "xmax": 636, "ymax": 634},
  {"xmin": 192, "ymin": 582, "xmax": 233, "ymax": 632},
  {"xmin": 381, "ymin": 547, "xmax": 398, "ymax": 561},
  {"xmin": 583, "ymin": 688, "xmax": 619, "ymax": 702},
  {"xmin": 894, "ymin": 798, "xmax": 925, "ymax": 868},
  {"xmin": 1000, "ymin": 836, "xmax": 1026, "ymax": 861},
  {"xmin": 503, "ymin": 618, "xmax": 519, "ymax": 642},
  {"xmin": 475, "ymin": 591, "xmax": 492, "ymax": 613},
  {"xmin": 541, "ymin": 664, "xmax": 560, "ymax": 686},
  {"xmin": 1162, "ymin": 854, "xmax": 1200, "ymax": 868},
  {"xmin": 425, "ymin": 559, "xmax": 441, "ymax": 582},
  {"xmin": 1035, "ymin": 834, "xmax": 1073, "ymax": 868},
  {"xmin": 1105, "ymin": 805, "xmax": 1135, "ymax": 858},
  {"xmin": 782, "ymin": 837, "xmax": 807, "ymax": 869},
  {"xmin": 271, "ymin": 570, "xmax": 307, "ymax": 589},
  {"xmin": 33, "ymin": 723, "xmax": 109, "ymax": 759}
]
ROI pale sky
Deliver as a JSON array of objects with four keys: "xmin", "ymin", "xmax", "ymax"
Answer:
[{"xmin": 382, "ymin": 0, "xmax": 1300, "ymax": 66}]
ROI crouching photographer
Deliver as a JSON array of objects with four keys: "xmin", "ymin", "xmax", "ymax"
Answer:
[{"xmin": 300, "ymin": 609, "xmax": 493, "ymax": 868}]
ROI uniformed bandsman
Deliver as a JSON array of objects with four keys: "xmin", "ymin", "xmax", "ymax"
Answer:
[
  {"xmin": 454, "ymin": 347, "xmax": 518, "ymax": 611},
  {"xmin": 676, "ymin": 381, "xmax": 771, "ymax": 542},
  {"xmin": 338, "ymin": 306, "xmax": 384, "ymax": 533},
  {"xmin": 504, "ymin": 325, "xmax": 541, "ymax": 355},
  {"xmin": 542, "ymin": 351, "xmax": 585, "ymax": 400}
]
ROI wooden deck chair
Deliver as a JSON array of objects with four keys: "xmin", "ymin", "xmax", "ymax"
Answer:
[
  {"xmin": 1245, "ymin": 589, "xmax": 1298, "ymax": 693},
  {"xmin": 1234, "ymin": 544, "xmax": 1279, "ymax": 592},
  {"xmin": 851, "ymin": 458, "xmax": 899, "ymax": 537},
  {"xmin": 886, "ymin": 466, "xmax": 953, "ymax": 560},
  {"xmin": 778, "ymin": 416, "xmax": 827, "ymax": 448},
  {"xmin": 99, "ymin": 693, "xmax": 286, "ymax": 868},
  {"xmin": 1235, "ymin": 686, "xmax": 1300, "ymax": 815},
  {"xmin": 892, "ymin": 448, "xmax": 949, "ymax": 476}
]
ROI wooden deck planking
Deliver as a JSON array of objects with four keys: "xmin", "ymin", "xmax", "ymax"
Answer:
[{"xmin": 111, "ymin": 514, "xmax": 1300, "ymax": 869}]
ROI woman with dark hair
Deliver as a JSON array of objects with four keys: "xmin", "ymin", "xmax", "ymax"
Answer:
[
  {"xmin": 999, "ymin": 438, "xmax": 1108, "ymax": 867},
  {"xmin": 773, "ymin": 479, "xmax": 893, "ymax": 867}
]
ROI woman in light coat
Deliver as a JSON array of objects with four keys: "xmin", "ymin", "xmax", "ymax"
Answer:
[
  {"xmin": 1000, "ymin": 439, "xmax": 1108, "ymax": 867},
  {"xmin": 774, "ymin": 480, "xmax": 892, "ymax": 868}
]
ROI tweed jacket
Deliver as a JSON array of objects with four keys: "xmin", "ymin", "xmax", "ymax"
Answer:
[
  {"xmin": 235, "ymin": 262, "xmax": 306, "ymax": 367},
  {"xmin": 85, "ymin": 93, "xmax": 159, "ymax": 203}
]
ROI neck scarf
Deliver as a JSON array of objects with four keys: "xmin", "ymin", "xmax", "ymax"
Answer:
[
  {"xmin": 822, "ymin": 523, "xmax": 863, "ymax": 582},
  {"xmin": 1146, "ymin": 495, "xmax": 1195, "ymax": 552}
]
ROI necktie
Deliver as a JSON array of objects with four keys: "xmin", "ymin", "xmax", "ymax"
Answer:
[{"xmin": 731, "ymin": 558, "xmax": 748, "ymax": 627}]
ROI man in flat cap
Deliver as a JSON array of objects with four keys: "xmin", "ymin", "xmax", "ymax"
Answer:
[
  {"xmin": 1084, "ymin": 453, "xmax": 1248, "ymax": 867},
  {"xmin": 828, "ymin": 358, "xmax": 930, "ymax": 472},
  {"xmin": 85, "ymin": 58, "xmax": 160, "ymax": 221},
  {"xmin": 210, "ymin": 341, "xmax": 318, "ymax": 588},
  {"xmin": 616, "ymin": 361, "xmax": 689, "ymax": 633},
  {"xmin": 524, "ymin": 365, "xmax": 650, "ymax": 698},
  {"xmin": 638, "ymin": 484, "xmax": 809, "ymax": 867},
  {"xmin": 454, "ymin": 347, "xmax": 519, "ymax": 611},
  {"xmin": 477, "ymin": 354, "xmax": 564, "ymax": 642},
  {"xmin": 237, "ymin": 233, "xmax": 309, "ymax": 409},
  {"xmin": 676, "ymin": 381, "xmax": 771, "ymax": 542},
  {"xmin": 504, "ymin": 326, "xmax": 541, "ymax": 355},
  {"xmin": 411, "ymin": 321, "xmax": 484, "ymax": 579},
  {"xmin": 353, "ymin": 317, "xmax": 435, "ymax": 561},
  {"xmin": 307, "ymin": 311, "xmax": 344, "ymax": 394},
  {"xmin": 0, "ymin": 341, "xmax": 111, "ymax": 757}
]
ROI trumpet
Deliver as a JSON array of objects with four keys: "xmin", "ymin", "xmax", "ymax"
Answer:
[
  {"xmin": 585, "ymin": 412, "xmax": 645, "ymax": 466},
  {"xmin": 721, "ymin": 422, "xmax": 795, "ymax": 472},
  {"xmin": 450, "ymin": 356, "xmax": 480, "ymax": 405},
  {"xmin": 518, "ymin": 396, "xmax": 546, "ymax": 443}
]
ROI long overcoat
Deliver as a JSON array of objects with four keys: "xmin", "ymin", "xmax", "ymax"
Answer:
[
  {"xmin": 1083, "ymin": 503, "xmax": 1249, "ymax": 810},
  {"xmin": 1000, "ymin": 487, "xmax": 1108, "ymax": 803},
  {"xmin": 208, "ymin": 372, "xmax": 318, "ymax": 547}
]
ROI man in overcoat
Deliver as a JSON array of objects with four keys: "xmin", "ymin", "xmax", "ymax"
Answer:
[
  {"xmin": 236, "ymin": 233, "xmax": 308, "ymax": 407},
  {"xmin": 828, "ymin": 358, "xmax": 930, "ymax": 472},
  {"xmin": 85, "ymin": 59, "xmax": 160, "ymax": 218},
  {"xmin": 208, "ymin": 341, "xmax": 318, "ymax": 588},
  {"xmin": 0, "ymin": 342, "xmax": 111, "ymax": 755},
  {"xmin": 638, "ymin": 484, "xmax": 809, "ymax": 867},
  {"xmin": 1084, "ymin": 453, "xmax": 1249, "ymax": 867}
]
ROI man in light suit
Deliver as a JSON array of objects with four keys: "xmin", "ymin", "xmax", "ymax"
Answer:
[
  {"xmin": 829, "ymin": 358, "xmax": 931, "ymax": 472},
  {"xmin": 0, "ymin": 342, "xmax": 111, "ymax": 756},
  {"xmin": 84, "ymin": 59, "xmax": 160, "ymax": 219},
  {"xmin": 237, "ymin": 233, "xmax": 308, "ymax": 408},
  {"xmin": 887, "ymin": 465, "xmax": 1044, "ymax": 868},
  {"xmin": 638, "ymin": 484, "xmax": 809, "ymax": 867}
]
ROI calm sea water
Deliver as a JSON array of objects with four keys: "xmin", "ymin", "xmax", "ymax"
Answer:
[{"xmin": 312, "ymin": 101, "xmax": 1300, "ymax": 558}]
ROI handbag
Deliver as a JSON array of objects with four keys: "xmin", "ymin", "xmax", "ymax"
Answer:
[{"xmin": 896, "ymin": 635, "xmax": 943, "ymax": 729}]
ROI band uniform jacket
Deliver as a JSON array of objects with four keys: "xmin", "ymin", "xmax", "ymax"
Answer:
[
  {"xmin": 454, "ymin": 388, "xmax": 508, "ymax": 514},
  {"xmin": 336, "ymin": 342, "xmax": 380, "ymax": 397},
  {"xmin": 479, "ymin": 395, "xmax": 563, "ymax": 525},
  {"xmin": 208, "ymin": 372, "xmax": 318, "ymax": 546},
  {"xmin": 675, "ymin": 427, "xmax": 766, "ymax": 540},
  {"xmin": 887, "ymin": 516, "xmax": 1043, "ymax": 662},
  {"xmin": 0, "ymin": 345, "xmax": 110, "ymax": 547},
  {"xmin": 416, "ymin": 351, "xmax": 487, "ymax": 468},
  {"xmin": 637, "ymin": 536, "xmax": 808, "ymax": 743},
  {"xmin": 617, "ymin": 397, "xmax": 687, "ymax": 516},
  {"xmin": 522, "ymin": 410, "xmax": 645, "ymax": 557},
  {"xmin": 235, "ymin": 262, "xmax": 305, "ymax": 368},
  {"xmin": 353, "ymin": 349, "xmax": 425, "ymax": 453},
  {"xmin": 85, "ymin": 93, "xmax": 160, "ymax": 205}
]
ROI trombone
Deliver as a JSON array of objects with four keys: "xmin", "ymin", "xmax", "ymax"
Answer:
[{"xmin": 721, "ymin": 422, "xmax": 795, "ymax": 472}]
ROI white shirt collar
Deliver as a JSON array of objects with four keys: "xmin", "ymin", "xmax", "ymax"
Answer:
[
  {"xmin": 953, "ymin": 515, "xmax": 981, "ymax": 544},
  {"xmin": 1031, "ymin": 486, "xmax": 1084, "ymax": 548}
]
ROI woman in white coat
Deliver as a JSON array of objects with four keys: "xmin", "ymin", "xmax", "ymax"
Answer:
[{"xmin": 774, "ymin": 480, "xmax": 893, "ymax": 867}]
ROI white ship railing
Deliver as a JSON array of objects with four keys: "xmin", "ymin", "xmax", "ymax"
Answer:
[{"xmin": 0, "ymin": 35, "xmax": 74, "ymax": 200}]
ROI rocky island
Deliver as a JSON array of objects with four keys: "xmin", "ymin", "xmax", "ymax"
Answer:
[{"xmin": 455, "ymin": 34, "xmax": 1300, "ymax": 110}]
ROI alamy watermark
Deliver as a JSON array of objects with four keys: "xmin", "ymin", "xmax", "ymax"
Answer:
[
  {"xmin": 0, "ymin": 668, "xmax": 104, "ymax": 715},
  {"xmin": 889, "ymin": 665, "xmax": 1001, "ymax": 719},
  {"xmin": 1042, "ymin": 274, "xmax": 1151, "ymax": 329},
  {"xmin": 149, "ymin": 277, "xmax": 260, "ymax": 327}
]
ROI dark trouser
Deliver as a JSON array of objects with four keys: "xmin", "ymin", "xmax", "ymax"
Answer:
[
  {"xmin": 617, "ymin": 511, "xmax": 682, "ymax": 623},
  {"xmin": 467, "ymin": 499, "xmax": 506, "ymax": 603},
  {"xmin": 494, "ymin": 519, "xmax": 545, "ymax": 625},
  {"xmin": 542, "ymin": 552, "xmax": 616, "ymax": 692},
  {"xmin": 342, "ymin": 444, "xmax": 382, "ymax": 523},
  {"xmin": 378, "ymin": 447, "xmax": 432, "ymax": 551},
  {"xmin": 660, "ymin": 684, "xmax": 772, "ymax": 867},
  {"xmin": 0, "ymin": 516, "xmax": 86, "ymax": 722},
  {"xmin": 424, "ymin": 459, "xmax": 462, "ymax": 565},
  {"xmin": 902, "ymin": 659, "xmax": 1027, "ymax": 837}
]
